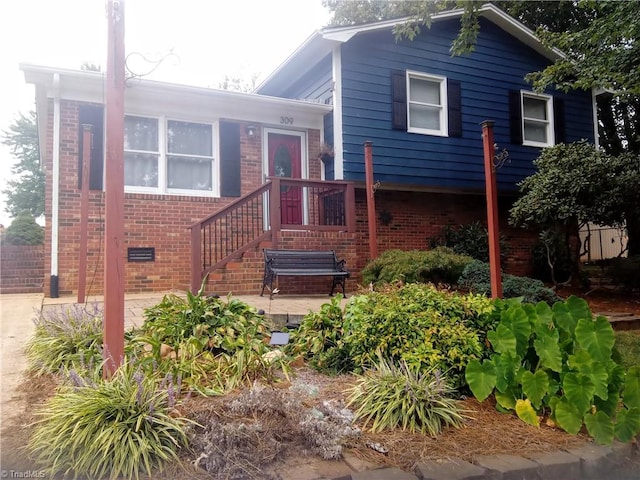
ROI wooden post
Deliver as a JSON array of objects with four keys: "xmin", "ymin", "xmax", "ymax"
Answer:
[
  {"xmin": 481, "ymin": 120, "xmax": 502, "ymax": 299},
  {"xmin": 364, "ymin": 141, "xmax": 377, "ymax": 259},
  {"xmin": 78, "ymin": 125, "xmax": 92, "ymax": 304},
  {"xmin": 103, "ymin": 0, "xmax": 126, "ymax": 377}
]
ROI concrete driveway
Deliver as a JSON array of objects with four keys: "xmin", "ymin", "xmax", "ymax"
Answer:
[{"xmin": 0, "ymin": 293, "xmax": 43, "ymax": 427}]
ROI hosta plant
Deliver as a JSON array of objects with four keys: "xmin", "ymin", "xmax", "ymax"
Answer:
[
  {"xmin": 347, "ymin": 355, "xmax": 464, "ymax": 435},
  {"xmin": 26, "ymin": 303, "xmax": 103, "ymax": 374},
  {"xmin": 135, "ymin": 289, "xmax": 289, "ymax": 394},
  {"xmin": 465, "ymin": 296, "xmax": 640, "ymax": 445},
  {"xmin": 28, "ymin": 360, "xmax": 192, "ymax": 480}
]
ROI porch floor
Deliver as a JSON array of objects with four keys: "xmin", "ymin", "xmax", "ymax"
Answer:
[{"xmin": 42, "ymin": 291, "xmax": 348, "ymax": 329}]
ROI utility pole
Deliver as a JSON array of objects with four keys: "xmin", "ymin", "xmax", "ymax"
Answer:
[{"xmin": 103, "ymin": 0, "xmax": 126, "ymax": 377}]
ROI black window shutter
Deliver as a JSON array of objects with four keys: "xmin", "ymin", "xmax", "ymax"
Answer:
[
  {"xmin": 509, "ymin": 90, "xmax": 523, "ymax": 145},
  {"xmin": 78, "ymin": 105, "xmax": 104, "ymax": 190},
  {"xmin": 447, "ymin": 79, "xmax": 462, "ymax": 137},
  {"xmin": 554, "ymin": 97, "xmax": 566, "ymax": 144},
  {"xmin": 391, "ymin": 71, "xmax": 407, "ymax": 130},
  {"xmin": 219, "ymin": 121, "xmax": 241, "ymax": 197}
]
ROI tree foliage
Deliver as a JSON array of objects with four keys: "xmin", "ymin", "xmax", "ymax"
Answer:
[
  {"xmin": 3, "ymin": 212, "xmax": 44, "ymax": 245},
  {"xmin": 2, "ymin": 111, "xmax": 45, "ymax": 219},
  {"xmin": 509, "ymin": 142, "xmax": 640, "ymax": 256}
]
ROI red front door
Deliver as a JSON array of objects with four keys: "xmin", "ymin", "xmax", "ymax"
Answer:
[{"xmin": 268, "ymin": 133, "xmax": 302, "ymax": 225}]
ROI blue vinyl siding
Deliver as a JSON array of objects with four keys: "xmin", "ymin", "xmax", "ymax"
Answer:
[
  {"xmin": 280, "ymin": 54, "xmax": 333, "ymax": 103},
  {"xmin": 340, "ymin": 18, "xmax": 595, "ymax": 192}
]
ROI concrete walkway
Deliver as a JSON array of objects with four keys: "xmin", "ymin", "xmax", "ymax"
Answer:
[
  {"xmin": 3, "ymin": 292, "xmax": 639, "ymax": 479},
  {"xmin": 0, "ymin": 293, "xmax": 43, "ymax": 427}
]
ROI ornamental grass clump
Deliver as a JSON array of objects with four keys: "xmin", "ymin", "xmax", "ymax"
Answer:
[
  {"xmin": 347, "ymin": 355, "xmax": 464, "ymax": 435},
  {"xmin": 28, "ymin": 360, "xmax": 192, "ymax": 480},
  {"xmin": 26, "ymin": 303, "xmax": 103, "ymax": 374}
]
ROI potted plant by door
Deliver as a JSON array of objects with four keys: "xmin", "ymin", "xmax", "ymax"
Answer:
[{"xmin": 318, "ymin": 144, "xmax": 334, "ymax": 163}]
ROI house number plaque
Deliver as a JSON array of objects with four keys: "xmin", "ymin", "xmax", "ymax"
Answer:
[{"xmin": 280, "ymin": 116, "xmax": 294, "ymax": 125}]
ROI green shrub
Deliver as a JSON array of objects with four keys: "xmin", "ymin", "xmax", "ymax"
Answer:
[
  {"xmin": 362, "ymin": 247, "xmax": 474, "ymax": 286},
  {"xmin": 465, "ymin": 297, "xmax": 640, "ymax": 445},
  {"xmin": 458, "ymin": 260, "xmax": 561, "ymax": 304},
  {"xmin": 347, "ymin": 355, "xmax": 464, "ymax": 435},
  {"xmin": 287, "ymin": 295, "xmax": 353, "ymax": 374},
  {"xmin": 28, "ymin": 361, "xmax": 192, "ymax": 480},
  {"xmin": 134, "ymin": 290, "xmax": 288, "ymax": 393},
  {"xmin": 3, "ymin": 212, "xmax": 43, "ymax": 245},
  {"xmin": 429, "ymin": 221, "xmax": 509, "ymax": 263},
  {"xmin": 607, "ymin": 256, "xmax": 640, "ymax": 292},
  {"xmin": 289, "ymin": 284, "xmax": 499, "ymax": 386},
  {"xmin": 26, "ymin": 304, "xmax": 103, "ymax": 375}
]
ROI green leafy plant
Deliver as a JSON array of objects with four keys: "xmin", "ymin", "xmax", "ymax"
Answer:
[
  {"xmin": 26, "ymin": 303, "xmax": 103, "ymax": 374},
  {"xmin": 286, "ymin": 295, "xmax": 353, "ymax": 374},
  {"xmin": 28, "ymin": 360, "xmax": 192, "ymax": 480},
  {"xmin": 289, "ymin": 284, "xmax": 499, "ymax": 387},
  {"xmin": 458, "ymin": 260, "xmax": 561, "ymax": 304},
  {"xmin": 362, "ymin": 247, "xmax": 474, "ymax": 286},
  {"xmin": 429, "ymin": 221, "xmax": 509, "ymax": 263},
  {"xmin": 347, "ymin": 354, "xmax": 464, "ymax": 435},
  {"xmin": 135, "ymin": 290, "xmax": 289, "ymax": 393},
  {"xmin": 465, "ymin": 296, "xmax": 640, "ymax": 445}
]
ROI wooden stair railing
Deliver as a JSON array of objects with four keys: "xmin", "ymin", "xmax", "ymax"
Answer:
[{"xmin": 189, "ymin": 178, "xmax": 356, "ymax": 293}]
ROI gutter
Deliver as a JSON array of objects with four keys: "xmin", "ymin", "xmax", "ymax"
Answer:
[{"xmin": 50, "ymin": 73, "xmax": 60, "ymax": 297}]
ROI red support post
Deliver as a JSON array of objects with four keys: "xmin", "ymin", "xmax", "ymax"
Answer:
[
  {"xmin": 481, "ymin": 120, "xmax": 503, "ymax": 299},
  {"xmin": 269, "ymin": 178, "xmax": 281, "ymax": 249},
  {"xmin": 103, "ymin": 0, "xmax": 126, "ymax": 377},
  {"xmin": 190, "ymin": 225, "xmax": 202, "ymax": 294},
  {"xmin": 364, "ymin": 141, "xmax": 377, "ymax": 259},
  {"xmin": 77, "ymin": 125, "xmax": 92, "ymax": 304}
]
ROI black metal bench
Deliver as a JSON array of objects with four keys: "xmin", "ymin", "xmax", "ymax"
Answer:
[{"xmin": 261, "ymin": 249, "xmax": 350, "ymax": 298}]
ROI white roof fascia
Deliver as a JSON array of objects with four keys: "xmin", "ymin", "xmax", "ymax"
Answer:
[{"xmin": 21, "ymin": 63, "xmax": 331, "ymax": 129}]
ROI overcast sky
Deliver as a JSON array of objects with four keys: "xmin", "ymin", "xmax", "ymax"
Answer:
[{"xmin": 0, "ymin": 0, "xmax": 331, "ymax": 226}]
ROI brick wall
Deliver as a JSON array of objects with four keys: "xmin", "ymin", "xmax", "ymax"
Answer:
[
  {"xmin": 0, "ymin": 245, "xmax": 44, "ymax": 293},
  {"xmin": 353, "ymin": 189, "xmax": 537, "ymax": 278}
]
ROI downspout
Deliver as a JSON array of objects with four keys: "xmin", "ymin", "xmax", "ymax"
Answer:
[
  {"xmin": 331, "ymin": 45, "xmax": 344, "ymax": 179},
  {"xmin": 50, "ymin": 73, "xmax": 61, "ymax": 297}
]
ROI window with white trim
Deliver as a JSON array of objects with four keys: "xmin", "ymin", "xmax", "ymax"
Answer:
[
  {"xmin": 407, "ymin": 72, "xmax": 448, "ymax": 136},
  {"xmin": 521, "ymin": 92, "xmax": 554, "ymax": 147},
  {"xmin": 124, "ymin": 116, "xmax": 215, "ymax": 194}
]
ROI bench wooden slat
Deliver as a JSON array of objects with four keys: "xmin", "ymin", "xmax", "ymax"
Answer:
[{"xmin": 261, "ymin": 249, "xmax": 350, "ymax": 298}]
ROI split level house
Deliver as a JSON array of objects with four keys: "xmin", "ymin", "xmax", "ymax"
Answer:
[{"xmin": 22, "ymin": 3, "xmax": 597, "ymax": 298}]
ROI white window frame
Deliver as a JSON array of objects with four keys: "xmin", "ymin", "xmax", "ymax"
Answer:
[
  {"xmin": 521, "ymin": 91, "xmax": 554, "ymax": 148},
  {"xmin": 406, "ymin": 71, "xmax": 448, "ymax": 137},
  {"xmin": 124, "ymin": 114, "xmax": 218, "ymax": 197}
]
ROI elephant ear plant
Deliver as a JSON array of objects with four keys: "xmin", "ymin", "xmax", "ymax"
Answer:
[{"xmin": 465, "ymin": 296, "xmax": 640, "ymax": 445}]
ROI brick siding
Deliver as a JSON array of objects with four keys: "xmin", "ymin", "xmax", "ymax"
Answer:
[{"xmin": 42, "ymin": 100, "xmax": 536, "ymax": 297}]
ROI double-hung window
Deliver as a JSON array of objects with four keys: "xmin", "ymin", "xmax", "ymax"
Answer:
[
  {"xmin": 521, "ymin": 92, "xmax": 554, "ymax": 147},
  {"xmin": 407, "ymin": 72, "xmax": 448, "ymax": 136},
  {"xmin": 124, "ymin": 115, "xmax": 215, "ymax": 195}
]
